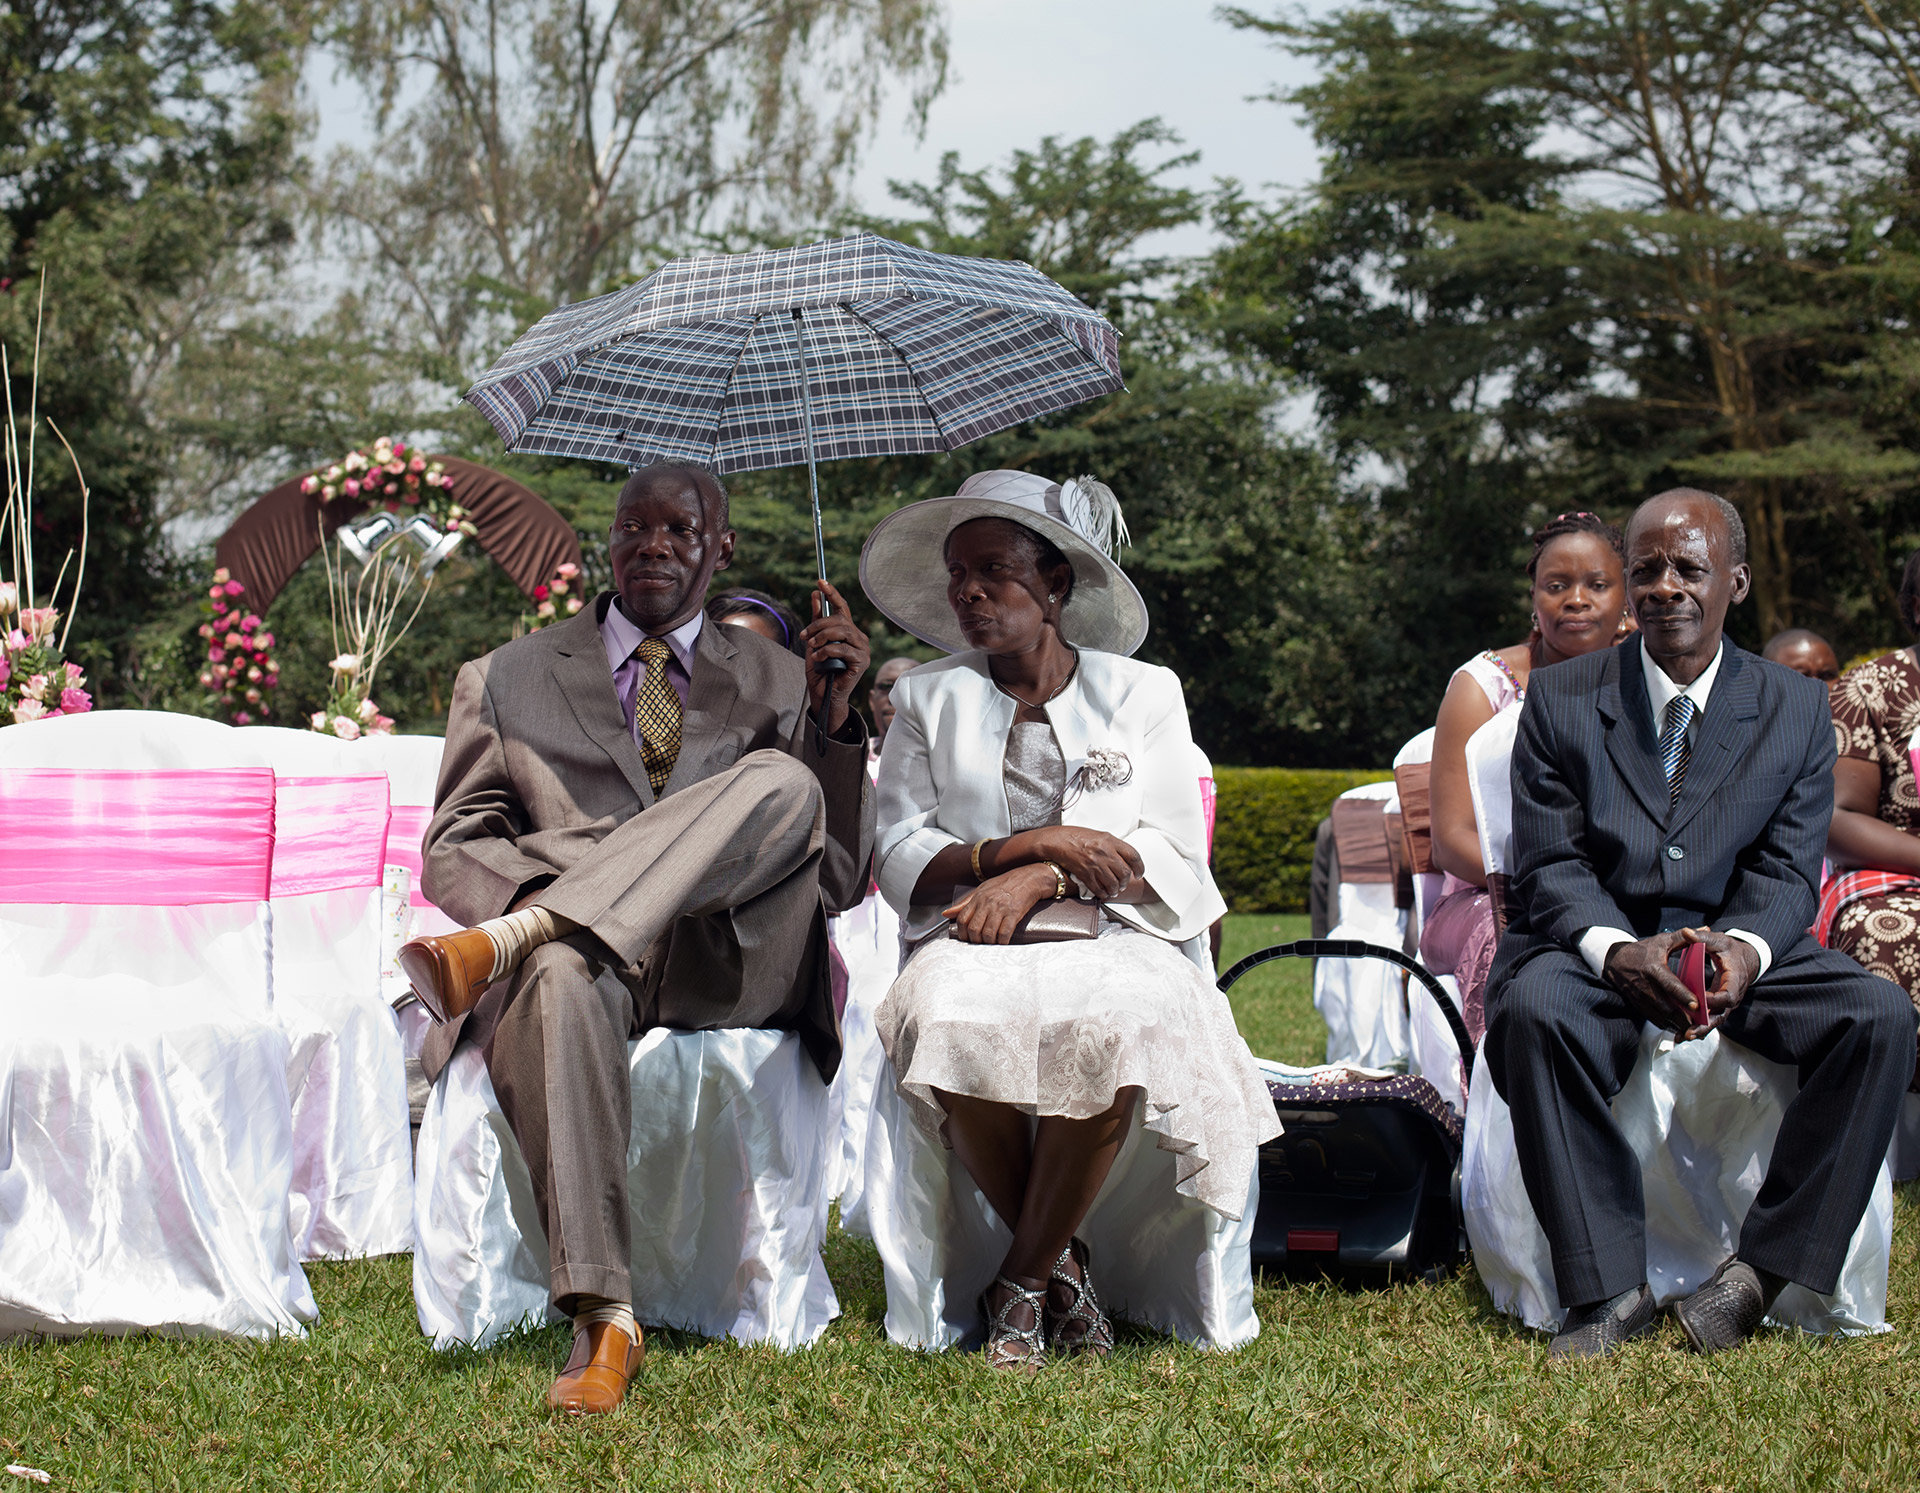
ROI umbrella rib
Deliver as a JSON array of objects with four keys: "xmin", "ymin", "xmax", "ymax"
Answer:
[
  {"xmin": 710, "ymin": 314, "xmax": 760, "ymax": 470},
  {"xmin": 840, "ymin": 302, "xmax": 956, "ymax": 451}
]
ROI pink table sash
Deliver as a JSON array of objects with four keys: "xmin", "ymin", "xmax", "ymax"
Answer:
[
  {"xmin": 0, "ymin": 768, "xmax": 275, "ymax": 905},
  {"xmin": 270, "ymin": 775, "xmax": 390, "ymax": 898},
  {"xmin": 384, "ymin": 805, "xmax": 436, "ymax": 908},
  {"xmin": 1199, "ymin": 774, "xmax": 1217, "ymax": 859}
]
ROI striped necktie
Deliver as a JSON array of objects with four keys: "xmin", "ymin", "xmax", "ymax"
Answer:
[
  {"xmin": 1659, "ymin": 694, "xmax": 1696, "ymax": 806},
  {"xmin": 631, "ymin": 637, "xmax": 682, "ymax": 796}
]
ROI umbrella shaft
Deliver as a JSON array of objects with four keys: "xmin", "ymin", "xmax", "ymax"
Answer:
[{"xmin": 792, "ymin": 309, "xmax": 831, "ymax": 615}]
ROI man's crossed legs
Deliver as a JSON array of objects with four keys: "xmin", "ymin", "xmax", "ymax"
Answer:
[{"xmin": 405, "ymin": 750, "xmax": 829, "ymax": 1412}]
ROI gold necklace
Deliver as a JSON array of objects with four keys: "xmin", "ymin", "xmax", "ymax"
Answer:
[{"xmin": 992, "ymin": 649, "xmax": 1079, "ymax": 710}]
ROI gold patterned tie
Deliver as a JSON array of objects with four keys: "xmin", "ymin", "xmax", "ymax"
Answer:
[{"xmin": 631, "ymin": 637, "xmax": 682, "ymax": 795}]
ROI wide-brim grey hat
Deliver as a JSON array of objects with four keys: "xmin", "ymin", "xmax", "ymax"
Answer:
[{"xmin": 859, "ymin": 470, "xmax": 1149, "ymax": 655}]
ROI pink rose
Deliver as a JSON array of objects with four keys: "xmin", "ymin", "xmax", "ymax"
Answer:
[
  {"xmin": 225, "ymin": 580, "xmax": 244, "ymax": 597},
  {"xmin": 63, "ymin": 662, "xmax": 82, "ymax": 684},
  {"xmin": 234, "ymin": 711, "xmax": 253, "ymax": 725},
  {"xmin": 344, "ymin": 478, "xmax": 362, "ymax": 496},
  {"xmin": 257, "ymin": 632, "xmax": 275, "ymax": 649},
  {"xmin": 11, "ymin": 698, "xmax": 46, "ymax": 724},
  {"xmin": 212, "ymin": 568, "xmax": 230, "ymax": 585},
  {"xmin": 370, "ymin": 715, "xmax": 395, "ymax": 735},
  {"xmin": 19, "ymin": 607, "xmax": 57, "ymax": 641},
  {"xmin": 7, "ymin": 629, "xmax": 26, "ymax": 650},
  {"xmin": 309, "ymin": 711, "xmax": 327, "ymax": 731},
  {"xmin": 224, "ymin": 632, "xmax": 243, "ymax": 649},
  {"xmin": 24, "ymin": 673, "xmax": 47, "ymax": 697},
  {"xmin": 331, "ymin": 715, "xmax": 361, "ymax": 741},
  {"xmin": 386, "ymin": 459, "xmax": 404, "ymax": 476},
  {"xmin": 241, "ymin": 615, "xmax": 259, "ymax": 632},
  {"xmin": 244, "ymin": 688, "xmax": 260, "ymax": 704},
  {"xmin": 198, "ymin": 672, "xmax": 215, "ymax": 688},
  {"xmin": 59, "ymin": 686, "xmax": 90, "ymax": 713},
  {"xmin": 300, "ymin": 475, "xmax": 319, "ymax": 495},
  {"xmin": 424, "ymin": 471, "xmax": 441, "ymax": 487},
  {"xmin": 208, "ymin": 647, "xmax": 226, "ymax": 663},
  {"xmin": 556, "ymin": 563, "xmax": 579, "ymax": 579},
  {"xmin": 198, "ymin": 623, "xmax": 214, "ymax": 639},
  {"xmin": 408, "ymin": 455, "xmax": 426, "ymax": 473},
  {"xmin": 392, "ymin": 441, "xmax": 406, "ymax": 456},
  {"xmin": 0, "ymin": 657, "xmax": 9, "ymax": 687},
  {"xmin": 247, "ymin": 667, "xmax": 262, "ymax": 683}
]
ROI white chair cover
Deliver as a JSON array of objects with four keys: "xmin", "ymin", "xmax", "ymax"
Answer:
[
  {"xmin": 1392, "ymin": 727, "xmax": 1443, "ymax": 937},
  {"xmin": 1408, "ymin": 972, "xmax": 1468, "ymax": 1117},
  {"xmin": 863, "ymin": 1062, "xmax": 1259, "ymax": 1351},
  {"xmin": 826, "ymin": 879, "xmax": 899, "ymax": 1238},
  {"xmin": 244, "ymin": 726, "xmax": 413, "ymax": 1260},
  {"xmin": 1464, "ymin": 704, "xmax": 1520, "ymax": 879},
  {"xmin": 1316, "ymin": 780, "xmax": 1410, "ymax": 1069},
  {"xmin": 1463, "ymin": 1032, "xmax": 1893, "ymax": 1334},
  {"xmin": 0, "ymin": 711, "xmax": 316, "ymax": 1338},
  {"xmin": 413, "ymin": 1028, "xmax": 839, "ymax": 1350}
]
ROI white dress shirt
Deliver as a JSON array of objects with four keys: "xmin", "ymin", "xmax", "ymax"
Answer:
[{"xmin": 1576, "ymin": 641, "xmax": 1774, "ymax": 979}]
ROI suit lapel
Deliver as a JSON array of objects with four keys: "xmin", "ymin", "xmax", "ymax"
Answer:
[
  {"xmin": 550, "ymin": 601, "xmax": 654, "ymax": 807},
  {"xmin": 1667, "ymin": 644, "xmax": 1759, "ymax": 836},
  {"xmin": 662, "ymin": 621, "xmax": 741, "ymax": 796},
  {"xmin": 1599, "ymin": 635, "xmax": 1674, "ymax": 824}
]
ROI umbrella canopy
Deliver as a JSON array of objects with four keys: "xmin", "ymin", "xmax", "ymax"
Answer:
[{"xmin": 461, "ymin": 230, "xmax": 1123, "ymax": 472}]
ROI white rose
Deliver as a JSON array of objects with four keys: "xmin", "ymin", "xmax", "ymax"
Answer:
[
  {"xmin": 12, "ymin": 697, "xmax": 47, "ymax": 724},
  {"xmin": 356, "ymin": 697, "xmax": 378, "ymax": 722},
  {"xmin": 331, "ymin": 715, "xmax": 362, "ymax": 741},
  {"xmin": 309, "ymin": 711, "xmax": 328, "ymax": 731},
  {"xmin": 328, "ymin": 653, "xmax": 360, "ymax": 674}
]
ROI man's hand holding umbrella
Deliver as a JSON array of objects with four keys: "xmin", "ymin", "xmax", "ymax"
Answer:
[{"xmin": 802, "ymin": 576, "xmax": 869, "ymax": 736}]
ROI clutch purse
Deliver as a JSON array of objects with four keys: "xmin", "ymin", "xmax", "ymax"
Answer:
[{"xmin": 949, "ymin": 887, "xmax": 1101, "ymax": 943}]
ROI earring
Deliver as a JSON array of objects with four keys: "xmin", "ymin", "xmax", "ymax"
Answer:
[{"xmin": 1047, "ymin": 594, "xmax": 1058, "ymax": 604}]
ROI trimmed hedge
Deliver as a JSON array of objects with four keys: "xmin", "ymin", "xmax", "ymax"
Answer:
[{"xmin": 1211, "ymin": 766, "xmax": 1395, "ymax": 914}]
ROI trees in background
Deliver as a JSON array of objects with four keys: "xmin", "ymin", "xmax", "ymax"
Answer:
[
  {"xmin": 1219, "ymin": 0, "xmax": 1920, "ymax": 741},
  {"xmin": 1, "ymin": 0, "xmax": 307, "ymax": 690},
  {"xmin": 24, "ymin": 1, "xmax": 1920, "ymax": 763}
]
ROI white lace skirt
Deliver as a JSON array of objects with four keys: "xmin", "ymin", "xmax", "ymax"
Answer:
[{"xmin": 875, "ymin": 921, "xmax": 1279, "ymax": 1219}]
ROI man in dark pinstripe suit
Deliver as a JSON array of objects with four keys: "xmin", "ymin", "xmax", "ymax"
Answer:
[{"xmin": 1484, "ymin": 489, "xmax": 1917, "ymax": 1359}]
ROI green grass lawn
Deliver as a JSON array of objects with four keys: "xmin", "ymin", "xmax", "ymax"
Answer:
[{"xmin": 3, "ymin": 914, "xmax": 1917, "ymax": 1490}]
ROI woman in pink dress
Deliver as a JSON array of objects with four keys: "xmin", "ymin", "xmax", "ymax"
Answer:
[{"xmin": 1421, "ymin": 512, "xmax": 1631, "ymax": 1042}]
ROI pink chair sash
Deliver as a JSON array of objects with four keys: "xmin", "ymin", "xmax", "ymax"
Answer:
[
  {"xmin": 1199, "ymin": 775, "xmax": 1217, "ymax": 859},
  {"xmin": 271, "ymin": 776, "xmax": 391, "ymax": 898},
  {"xmin": 0, "ymin": 768, "xmax": 275, "ymax": 905},
  {"xmin": 384, "ymin": 804, "xmax": 436, "ymax": 908}
]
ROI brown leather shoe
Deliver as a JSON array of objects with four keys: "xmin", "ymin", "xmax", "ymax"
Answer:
[
  {"xmin": 397, "ymin": 928, "xmax": 498, "ymax": 1024},
  {"xmin": 546, "ymin": 1321, "xmax": 644, "ymax": 1415}
]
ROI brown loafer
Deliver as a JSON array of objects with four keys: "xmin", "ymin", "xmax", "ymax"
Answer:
[
  {"xmin": 546, "ymin": 1320, "xmax": 644, "ymax": 1415},
  {"xmin": 397, "ymin": 928, "xmax": 498, "ymax": 1024}
]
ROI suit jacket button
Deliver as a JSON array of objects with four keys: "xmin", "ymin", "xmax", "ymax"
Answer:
[{"xmin": 1667, "ymin": 845, "xmax": 1685, "ymax": 860}]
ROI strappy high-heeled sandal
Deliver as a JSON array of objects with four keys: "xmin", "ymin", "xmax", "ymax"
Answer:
[
  {"xmin": 1045, "ymin": 1237, "xmax": 1116, "ymax": 1358},
  {"xmin": 979, "ymin": 1274, "xmax": 1048, "ymax": 1371}
]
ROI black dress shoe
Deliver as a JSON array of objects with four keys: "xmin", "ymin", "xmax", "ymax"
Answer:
[
  {"xmin": 1548, "ymin": 1284, "xmax": 1658, "ymax": 1360},
  {"xmin": 1673, "ymin": 1257, "xmax": 1777, "ymax": 1356}
]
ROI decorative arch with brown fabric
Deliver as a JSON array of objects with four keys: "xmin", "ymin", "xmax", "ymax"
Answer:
[{"xmin": 212, "ymin": 457, "xmax": 584, "ymax": 609}]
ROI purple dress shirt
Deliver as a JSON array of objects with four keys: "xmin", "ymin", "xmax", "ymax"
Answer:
[{"xmin": 602, "ymin": 602, "xmax": 703, "ymax": 741}]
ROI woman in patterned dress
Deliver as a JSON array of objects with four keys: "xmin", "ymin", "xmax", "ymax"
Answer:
[
  {"xmin": 1422, "ymin": 512, "xmax": 1632, "ymax": 1041},
  {"xmin": 1822, "ymin": 551, "xmax": 1920, "ymax": 1087}
]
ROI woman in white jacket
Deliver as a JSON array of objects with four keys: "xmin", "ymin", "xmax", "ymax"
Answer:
[{"xmin": 861, "ymin": 469, "xmax": 1277, "ymax": 1371}]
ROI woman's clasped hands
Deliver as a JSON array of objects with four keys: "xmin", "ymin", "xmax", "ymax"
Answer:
[{"xmin": 943, "ymin": 827, "xmax": 1145, "ymax": 944}]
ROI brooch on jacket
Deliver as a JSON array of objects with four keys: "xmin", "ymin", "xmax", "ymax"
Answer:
[{"xmin": 1063, "ymin": 747, "xmax": 1133, "ymax": 807}]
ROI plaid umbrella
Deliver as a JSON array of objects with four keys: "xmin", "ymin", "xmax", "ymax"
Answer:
[{"xmin": 463, "ymin": 230, "xmax": 1123, "ymax": 588}]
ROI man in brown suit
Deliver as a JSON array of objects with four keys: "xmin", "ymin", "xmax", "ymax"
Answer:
[{"xmin": 400, "ymin": 463, "xmax": 873, "ymax": 1415}]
